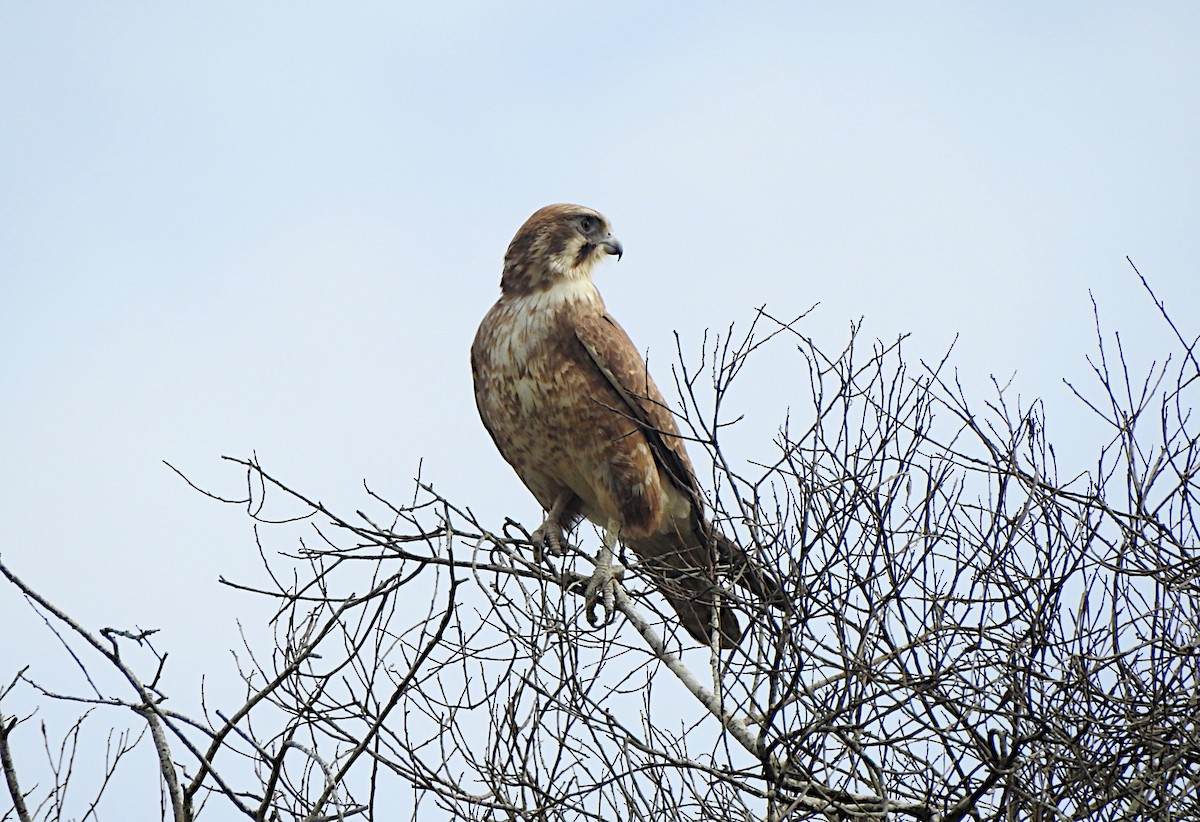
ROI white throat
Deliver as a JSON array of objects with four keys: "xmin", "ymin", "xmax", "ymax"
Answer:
[{"xmin": 521, "ymin": 274, "xmax": 603, "ymax": 313}]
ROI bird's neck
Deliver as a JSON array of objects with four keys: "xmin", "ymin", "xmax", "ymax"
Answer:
[{"xmin": 503, "ymin": 271, "xmax": 604, "ymax": 314}]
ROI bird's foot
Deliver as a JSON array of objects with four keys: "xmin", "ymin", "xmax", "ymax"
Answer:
[
  {"xmin": 531, "ymin": 494, "xmax": 574, "ymax": 562},
  {"xmin": 584, "ymin": 554, "xmax": 625, "ymax": 628},
  {"xmin": 531, "ymin": 522, "xmax": 567, "ymax": 562}
]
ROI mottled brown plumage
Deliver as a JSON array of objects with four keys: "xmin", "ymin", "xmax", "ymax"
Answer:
[{"xmin": 471, "ymin": 204, "xmax": 781, "ymax": 648}]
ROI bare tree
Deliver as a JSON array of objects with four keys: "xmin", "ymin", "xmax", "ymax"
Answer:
[{"xmin": 3, "ymin": 266, "xmax": 1197, "ymax": 821}]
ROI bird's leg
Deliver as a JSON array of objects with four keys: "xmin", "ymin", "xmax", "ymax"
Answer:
[
  {"xmin": 584, "ymin": 519, "xmax": 625, "ymax": 628},
  {"xmin": 531, "ymin": 492, "xmax": 572, "ymax": 561}
]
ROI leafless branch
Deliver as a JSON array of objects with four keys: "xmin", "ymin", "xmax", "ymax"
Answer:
[{"xmin": 2, "ymin": 271, "xmax": 1196, "ymax": 820}]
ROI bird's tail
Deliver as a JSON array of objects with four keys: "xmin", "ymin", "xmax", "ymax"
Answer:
[
  {"xmin": 627, "ymin": 529, "xmax": 788, "ymax": 649},
  {"xmin": 659, "ymin": 585, "xmax": 745, "ymax": 649},
  {"xmin": 710, "ymin": 529, "xmax": 792, "ymax": 615}
]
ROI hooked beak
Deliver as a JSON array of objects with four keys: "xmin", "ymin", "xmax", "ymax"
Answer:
[{"xmin": 601, "ymin": 235, "xmax": 623, "ymax": 261}]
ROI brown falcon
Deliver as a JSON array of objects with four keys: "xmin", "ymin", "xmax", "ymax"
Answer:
[{"xmin": 471, "ymin": 204, "xmax": 782, "ymax": 648}]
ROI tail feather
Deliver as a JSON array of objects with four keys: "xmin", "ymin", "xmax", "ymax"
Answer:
[
  {"xmin": 659, "ymin": 586, "xmax": 744, "ymax": 649},
  {"xmin": 627, "ymin": 528, "xmax": 787, "ymax": 649},
  {"xmin": 711, "ymin": 530, "xmax": 792, "ymax": 614}
]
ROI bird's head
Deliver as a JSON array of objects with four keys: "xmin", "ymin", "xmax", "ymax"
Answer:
[{"xmin": 501, "ymin": 204, "xmax": 622, "ymax": 295}]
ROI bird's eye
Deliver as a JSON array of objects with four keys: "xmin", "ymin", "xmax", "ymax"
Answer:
[{"xmin": 579, "ymin": 216, "xmax": 595, "ymax": 233}]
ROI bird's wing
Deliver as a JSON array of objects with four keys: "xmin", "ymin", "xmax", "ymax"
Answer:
[{"xmin": 573, "ymin": 312, "xmax": 701, "ymax": 503}]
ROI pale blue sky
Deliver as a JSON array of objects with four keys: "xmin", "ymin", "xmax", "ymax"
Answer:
[{"xmin": 2, "ymin": 2, "xmax": 1198, "ymax": 815}]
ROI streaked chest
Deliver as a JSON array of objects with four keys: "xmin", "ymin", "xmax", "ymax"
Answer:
[{"xmin": 474, "ymin": 280, "xmax": 601, "ymax": 417}]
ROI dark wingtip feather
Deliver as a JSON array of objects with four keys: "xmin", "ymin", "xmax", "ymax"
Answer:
[{"xmin": 713, "ymin": 531, "xmax": 793, "ymax": 614}]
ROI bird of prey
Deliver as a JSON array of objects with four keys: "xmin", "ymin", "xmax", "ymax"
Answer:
[{"xmin": 471, "ymin": 204, "xmax": 782, "ymax": 648}]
